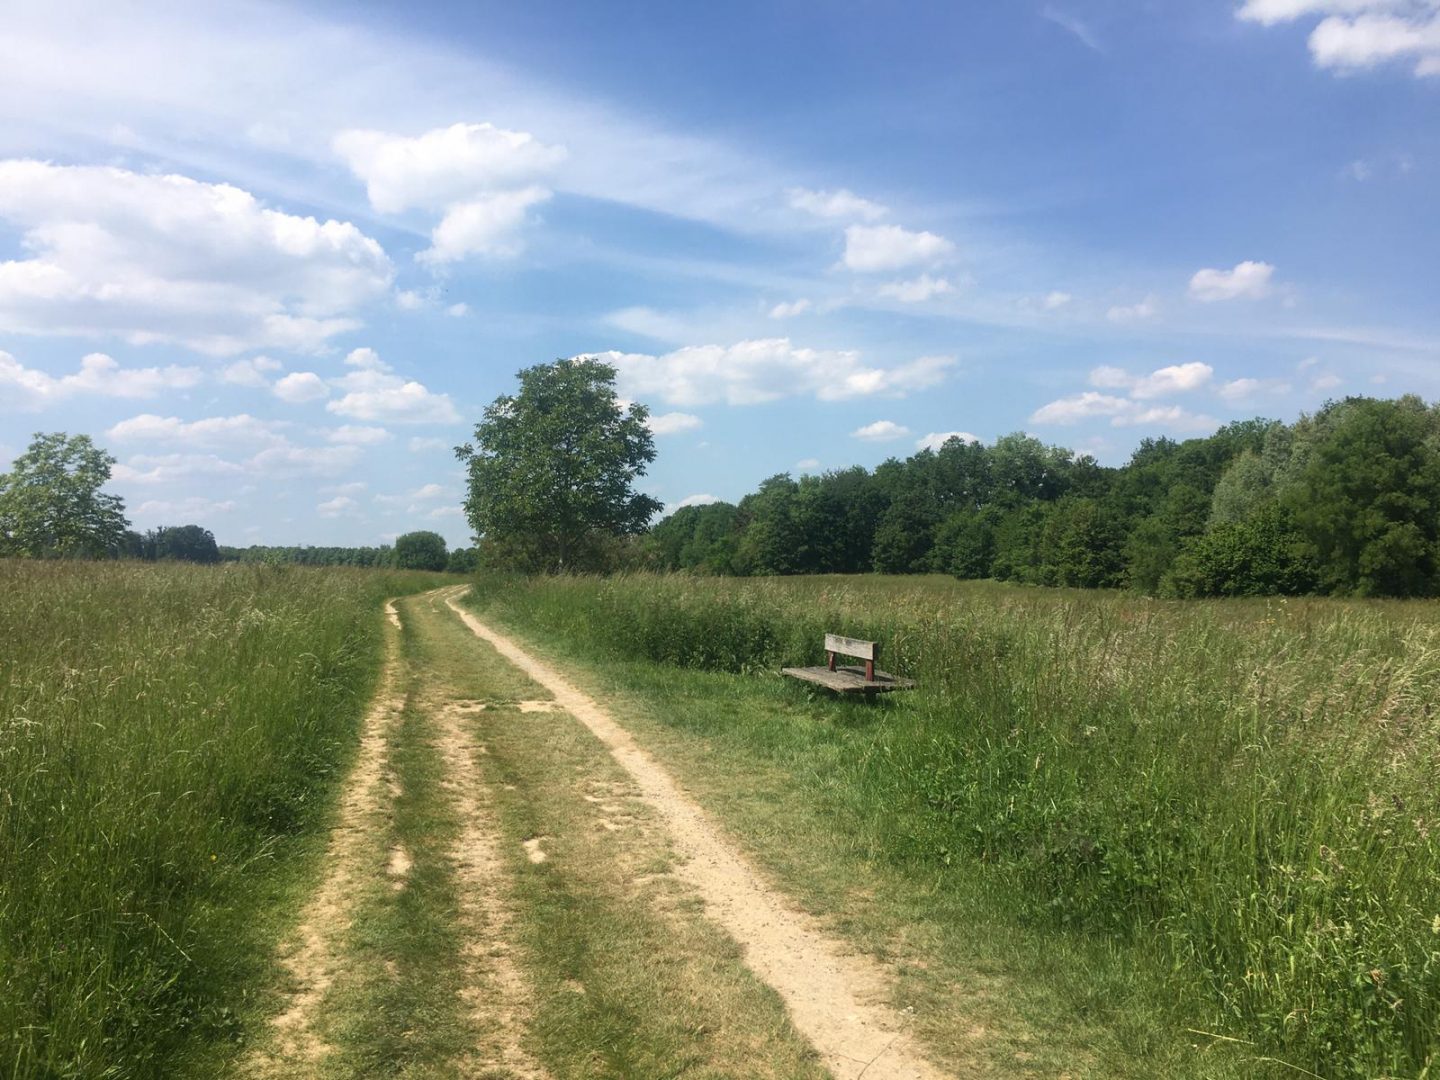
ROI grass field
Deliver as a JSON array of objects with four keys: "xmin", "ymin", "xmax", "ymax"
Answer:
[
  {"xmin": 462, "ymin": 573, "xmax": 1440, "ymax": 1079},
  {"xmin": 0, "ymin": 560, "xmax": 444, "ymax": 1079}
]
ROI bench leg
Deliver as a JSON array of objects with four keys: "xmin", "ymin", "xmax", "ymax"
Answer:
[
  {"xmin": 865, "ymin": 659, "xmax": 875, "ymax": 682},
  {"xmin": 827, "ymin": 651, "xmax": 836, "ymax": 672}
]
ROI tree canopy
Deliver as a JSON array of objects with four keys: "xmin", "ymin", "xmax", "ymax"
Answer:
[
  {"xmin": 0, "ymin": 432, "xmax": 129, "ymax": 558},
  {"xmin": 644, "ymin": 396, "xmax": 1440, "ymax": 599},
  {"xmin": 394, "ymin": 530, "xmax": 449, "ymax": 571},
  {"xmin": 456, "ymin": 358, "xmax": 662, "ymax": 571}
]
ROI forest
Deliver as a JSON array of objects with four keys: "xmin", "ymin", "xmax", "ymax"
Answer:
[{"xmin": 648, "ymin": 395, "xmax": 1440, "ymax": 598}]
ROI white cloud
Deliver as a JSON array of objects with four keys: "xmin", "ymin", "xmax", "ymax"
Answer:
[
  {"xmin": 247, "ymin": 443, "xmax": 363, "ymax": 478},
  {"xmin": 1043, "ymin": 290, "xmax": 1072, "ymax": 310},
  {"xmin": 396, "ymin": 289, "xmax": 427, "ymax": 311},
  {"xmin": 587, "ymin": 340, "xmax": 954, "ymax": 407},
  {"xmin": 335, "ymin": 123, "xmax": 563, "ymax": 264},
  {"xmin": 794, "ymin": 457, "xmax": 821, "ymax": 471},
  {"xmin": 326, "ymin": 347, "xmax": 460, "ymax": 424},
  {"xmin": 411, "ymin": 483, "xmax": 446, "ymax": 500},
  {"xmin": 878, "ymin": 274, "xmax": 954, "ymax": 303},
  {"xmin": 0, "ymin": 161, "xmax": 392, "ymax": 355},
  {"xmin": 842, "ymin": 224, "xmax": 954, "ymax": 272},
  {"xmin": 647, "ymin": 411, "xmax": 703, "ymax": 435},
  {"xmin": 672, "ymin": 493, "xmax": 721, "ymax": 509},
  {"xmin": 417, "ymin": 186, "xmax": 552, "ymax": 263},
  {"xmin": 787, "ymin": 187, "xmax": 888, "ymax": 221},
  {"xmin": 446, "ymin": 302, "xmax": 469, "ymax": 317},
  {"xmin": 221, "ymin": 355, "xmax": 282, "ymax": 387},
  {"xmin": 317, "ymin": 495, "xmax": 358, "ymax": 517},
  {"xmin": 852, "ymin": 420, "xmax": 911, "ymax": 441},
  {"xmin": 1030, "ymin": 392, "xmax": 1216, "ymax": 431},
  {"xmin": 769, "ymin": 298, "xmax": 811, "ymax": 319},
  {"xmin": 134, "ymin": 496, "xmax": 237, "ymax": 518},
  {"xmin": 605, "ymin": 306, "xmax": 696, "ymax": 342},
  {"xmin": 1218, "ymin": 376, "xmax": 1294, "ymax": 401},
  {"xmin": 427, "ymin": 505, "xmax": 463, "ymax": 520},
  {"xmin": 273, "ymin": 371, "xmax": 330, "ymax": 404},
  {"xmin": 408, "ymin": 436, "xmax": 450, "ymax": 452},
  {"xmin": 333, "ymin": 122, "xmax": 566, "ymax": 214},
  {"xmin": 1189, "ymin": 260, "xmax": 1276, "ymax": 302},
  {"xmin": 916, "ymin": 431, "xmax": 980, "ymax": 451},
  {"xmin": 1090, "ymin": 361, "xmax": 1214, "ymax": 399},
  {"xmin": 1106, "ymin": 296, "xmax": 1158, "ymax": 323},
  {"xmin": 1312, "ymin": 373, "xmax": 1344, "ymax": 391},
  {"xmin": 0, "ymin": 350, "xmax": 200, "ymax": 409},
  {"xmin": 327, "ymin": 424, "xmax": 391, "ymax": 445},
  {"xmin": 112, "ymin": 452, "xmax": 246, "ymax": 485},
  {"xmin": 106, "ymin": 412, "xmax": 287, "ymax": 448},
  {"xmin": 1237, "ymin": 2, "xmax": 1440, "ymax": 76}
]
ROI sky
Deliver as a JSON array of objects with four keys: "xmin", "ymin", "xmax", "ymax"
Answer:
[{"xmin": 0, "ymin": 0, "xmax": 1437, "ymax": 548}]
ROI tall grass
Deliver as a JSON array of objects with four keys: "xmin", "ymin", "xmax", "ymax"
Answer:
[
  {"xmin": 0, "ymin": 560, "xmax": 440, "ymax": 1078},
  {"xmin": 472, "ymin": 573, "xmax": 1440, "ymax": 1077}
]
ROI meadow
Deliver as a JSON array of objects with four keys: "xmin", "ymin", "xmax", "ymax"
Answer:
[
  {"xmin": 466, "ymin": 572, "xmax": 1440, "ymax": 1078},
  {"xmin": 0, "ymin": 560, "xmax": 443, "ymax": 1079}
]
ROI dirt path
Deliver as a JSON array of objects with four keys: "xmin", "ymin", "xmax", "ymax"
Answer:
[
  {"xmin": 247, "ymin": 601, "xmax": 407, "ymax": 1073},
  {"xmin": 446, "ymin": 590, "xmax": 952, "ymax": 1080}
]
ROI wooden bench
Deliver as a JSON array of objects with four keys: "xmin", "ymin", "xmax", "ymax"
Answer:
[{"xmin": 782, "ymin": 633, "xmax": 916, "ymax": 695}]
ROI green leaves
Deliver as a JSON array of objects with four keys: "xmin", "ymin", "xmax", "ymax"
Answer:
[
  {"xmin": 456, "ymin": 358, "xmax": 662, "ymax": 571},
  {"xmin": 0, "ymin": 431, "xmax": 129, "ymax": 558}
]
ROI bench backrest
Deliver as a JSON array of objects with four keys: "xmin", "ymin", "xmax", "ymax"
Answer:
[{"xmin": 825, "ymin": 633, "xmax": 878, "ymax": 662}]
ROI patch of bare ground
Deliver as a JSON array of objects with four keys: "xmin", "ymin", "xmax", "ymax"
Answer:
[
  {"xmin": 244, "ymin": 606, "xmax": 407, "ymax": 1075},
  {"xmin": 430, "ymin": 696, "xmax": 551, "ymax": 1079},
  {"xmin": 446, "ymin": 590, "xmax": 959, "ymax": 1080}
]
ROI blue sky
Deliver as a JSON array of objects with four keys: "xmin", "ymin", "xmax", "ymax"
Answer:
[{"xmin": 0, "ymin": 0, "xmax": 1436, "ymax": 546}]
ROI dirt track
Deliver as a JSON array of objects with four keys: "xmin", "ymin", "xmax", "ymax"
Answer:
[
  {"xmin": 446, "ymin": 588, "xmax": 949, "ymax": 1080},
  {"xmin": 254, "ymin": 587, "xmax": 952, "ymax": 1079}
]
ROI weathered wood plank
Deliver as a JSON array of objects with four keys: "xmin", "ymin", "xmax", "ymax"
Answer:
[
  {"xmin": 781, "ymin": 665, "xmax": 916, "ymax": 694},
  {"xmin": 823, "ymin": 634, "xmax": 878, "ymax": 661}
]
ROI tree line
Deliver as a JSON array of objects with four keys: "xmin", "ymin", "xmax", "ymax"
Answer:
[
  {"xmin": 0, "ymin": 431, "xmax": 475, "ymax": 572},
  {"xmin": 647, "ymin": 395, "xmax": 1440, "ymax": 598}
]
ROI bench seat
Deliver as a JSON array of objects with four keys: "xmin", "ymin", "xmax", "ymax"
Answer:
[{"xmin": 781, "ymin": 664, "xmax": 916, "ymax": 694}]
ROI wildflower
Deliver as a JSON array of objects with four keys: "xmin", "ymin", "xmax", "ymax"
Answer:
[
  {"xmin": 211, "ymin": 853, "xmax": 218, "ymax": 862},
  {"xmin": 1431, "ymin": 915, "xmax": 1440, "ymax": 934}
]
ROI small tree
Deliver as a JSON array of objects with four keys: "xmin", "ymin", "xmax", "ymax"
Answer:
[
  {"xmin": 144, "ymin": 524, "xmax": 220, "ymax": 563},
  {"xmin": 394, "ymin": 530, "xmax": 448, "ymax": 571},
  {"xmin": 456, "ymin": 358, "xmax": 661, "ymax": 572},
  {"xmin": 0, "ymin": 432, "xmax": 129, "ymax": 558}
]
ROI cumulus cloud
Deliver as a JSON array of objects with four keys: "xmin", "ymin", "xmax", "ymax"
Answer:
[
  {"xmin": 334, "ymin": 123, "xmax": 564, "ymax": 263},
  {"xmin": 317, "ymin": 495, "xmax": 358, "ymax": 517},
  {"xmin": 327, "ymin": 424, "xmax": 392, "ymax": 445},
  {"xmin": 1030, "ymin": 392, "xmax": 1216, "ymax": 431},
  {"xmin": 112, "ymin": 452, "xmax": 247, "ymax": 485},
  {"xmin": 221, "ymin": 355, "xmax": 282, "ymax": 387},
  {"xmin": 852, "ymin": 420, "xmax": 911, "ymax": 441},
  {"xmin": 1237, "ymin": 1, "xmax": 1440, "ymax": 76},
  {"xmin": 106, "ymin": 412, "xmax": 287, "ymax": 448},
  {"xmin": 273, "ymin": 371, "xmax": 330, "ymax": 404},
  {"xmin": 672, "ymin": 493, "xmax": 721, "ymax": 509},
  {"xmin": 446, "ymin": 302, "xmax": 469, "ymax": 317},
  {"xmin": 842, "ymin": 224, "xmax": 954, "ymax": 272},
  {"xmin": 769, "ymin": 298, "xmax": 811, "ymax": 319},
  {"xmin": 1218, "ymin": 376, "xmax": 1294, "ymax": 401},
  {"xmin": 1189, "ymin": 260, "xmax": 1276, "ymax": 302},
  {"xmin": 878, "ymin": 274, "xmax": 954, "ymax": 303},
  {"xmin": 134, "ymin": 496, "xmax": 237, "ymax": 517},
  {"xmin": 787, "ymin": 187, "xmax": 889, "ymax": 221},
  {"xmin": 0, "ymin": 161, "xmax": 392, "ymax": 354},
  {"xmin": 647, "ymin": 411, "xmax": 703, "ymax": 435},
  {"xmin": 1043, "ymin": 290, "xmax": 1072, "ymax": 310},
  {"xmin": 417, "ymin": 186, "xmax": 552, "ymax": 263},
  {"xmin": 584, "ymin": 340, "xmax": 954, "ymax": 407},
  {"xmin": 0, "ymin": 350, "xmax": 201, "ymax": 409},
  {"xmin": 1089, "ymin": 362, "xmax": 1214, "ymax": 399},
  {"xmin": 916, "ymin": 431, "xmax": 980, "ymax": 451},
  {"xmin": 334, "ymin": 122, "xmax": 566, "ymax": 214},
  {"xmin": 326, "ymin": 347, "xmax": 460, "ymax": 424},
  {"xmin": 1106, "ymin": 296, "xmax": 1158, "ymax": 323}
]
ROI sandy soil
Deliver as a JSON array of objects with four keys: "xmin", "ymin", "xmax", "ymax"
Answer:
[{"xmin": 446, "ymin": 590, "xmax": 952, "ymax": 1080}]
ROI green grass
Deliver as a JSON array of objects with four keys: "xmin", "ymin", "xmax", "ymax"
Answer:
[
  {"xmin": 463, "ymin": 572, "xmax": 1440, "ymax": 1079},
  {"xmin": 0, "ymin": 559, "xmax": 444, "ymax": 1079}
]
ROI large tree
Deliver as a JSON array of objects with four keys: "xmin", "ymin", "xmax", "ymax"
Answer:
[
  {"xmin": 394, "ymin": 529, "xmax": 448, "ymax": 571},
  {"xmin": 456, "ymin": 358, "xmax": 662, "ymax": 571},
  {"xmin": 0, "ymin": 432, "xmax": 129, "ymax": 558}
]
